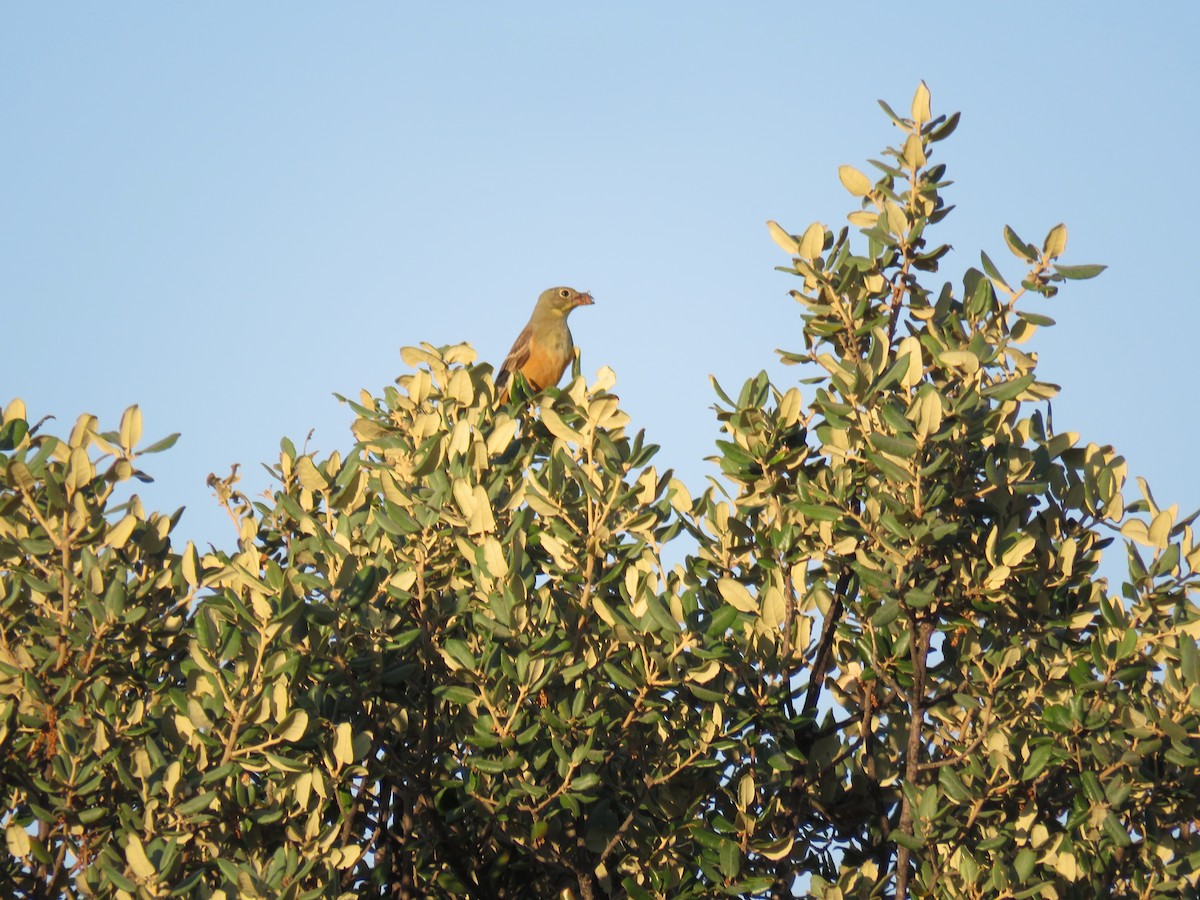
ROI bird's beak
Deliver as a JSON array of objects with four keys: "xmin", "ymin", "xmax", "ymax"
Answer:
[{"xmin": 576, "ymin": 292, "xmax": 595, "ymax": 307}]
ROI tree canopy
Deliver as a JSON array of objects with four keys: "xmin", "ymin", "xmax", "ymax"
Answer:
[{"xmin": 3, "ymin": 84, "xmax": 1198, "ymax": 899}]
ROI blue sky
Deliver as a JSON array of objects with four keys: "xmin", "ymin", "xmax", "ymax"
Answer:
[{"xmin": 4, "ymin": 4, "xmax": 1197, "ymax": 555}]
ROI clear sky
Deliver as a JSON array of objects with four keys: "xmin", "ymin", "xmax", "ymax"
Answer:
[{"xmin": 3, "ymin": 4, "xmax": 1197, "ymax": 555}]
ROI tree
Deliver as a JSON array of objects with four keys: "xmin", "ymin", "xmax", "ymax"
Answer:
[{"xmin": 2, "ymin": 84, "xmax": 1198, "ymax": 899}]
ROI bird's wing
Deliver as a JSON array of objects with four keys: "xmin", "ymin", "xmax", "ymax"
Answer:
[{"xmin": 495, "ymin": 322, "xmax": 535, "ymax": 389}]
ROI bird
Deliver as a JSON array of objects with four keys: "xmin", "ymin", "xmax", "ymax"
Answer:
[{"xmin": 495, "ymin": 286, "xmax": 594, "ymax": 402}]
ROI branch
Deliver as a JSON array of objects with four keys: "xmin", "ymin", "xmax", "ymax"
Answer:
[
  {"xmin": 801, "ymin": 570, "xmax": 853, "ymax": 721},
  {"xmin": 894, "ymin": 618, "xmax": 932, "ymax": 900}
]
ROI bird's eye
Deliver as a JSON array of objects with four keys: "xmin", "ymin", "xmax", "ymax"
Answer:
[{"xmin": 559, "ymin": 289, "xmax": 570, "ymax": 298}]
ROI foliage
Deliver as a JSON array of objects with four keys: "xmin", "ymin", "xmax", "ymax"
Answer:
[{"xmin": 3, "ymin": 85, "xmax": 1199, "ymax": 899}]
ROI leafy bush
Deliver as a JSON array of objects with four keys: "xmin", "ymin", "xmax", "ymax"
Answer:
[{"xmin": 3, "ymin": 85, "xmax": 1198, "ymax": 899}]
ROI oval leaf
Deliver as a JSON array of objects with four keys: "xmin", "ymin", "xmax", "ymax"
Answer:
[
  {"xmin": 717, "ymin": 578, "xmax": 758, "ymax": 614},
  {"xmin": 838, "ymin": 165, "xmax": 872, "ymax": 197}
]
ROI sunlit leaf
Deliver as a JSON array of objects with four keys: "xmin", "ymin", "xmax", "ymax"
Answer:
[
  {"xmin": 717, "ymin": 578, "xmax": 758, "ymax": 613},
  {"xmin": 766, "ymin": 220, "xmax": 799, "ymax": 255},
  {"xmin": 838, "ymin": 165, "xmax": 873, "ymax": 197}
]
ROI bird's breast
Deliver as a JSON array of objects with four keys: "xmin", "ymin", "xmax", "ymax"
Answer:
[{"xmin": 522, "ymin": 323, "xmax": 573, "ymax": 389}]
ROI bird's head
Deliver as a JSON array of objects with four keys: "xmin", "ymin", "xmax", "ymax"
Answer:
[{"xmin": 537, "ymin": 286, "xmax": 594, "ymax": 317}]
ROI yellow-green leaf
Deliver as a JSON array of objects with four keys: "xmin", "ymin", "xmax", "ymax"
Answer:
[
  {"xmin": 938, "ymin": 350, "xmax": 980, "ymax": 374},
  {"xmin": 163, "ymin": 760, "xmax": 181, "ymax": 801},
  {"xmin": 1148, "ymin": 508, "xmax": 1174, "ymax": 549},
  {"xmin": 911, "ymin": 81, "xmax": 931, "ymax": 125},
  {"xmin": 902, "ymin": 133, "xmax": 926, "ymax": 168},
  {"xmin": 277, "ymin": 709, "xmax": 309, "ymax": 742},
  {"xmin": 758, "ymin": 835, "xmax": 794, "ymax": 861},
  {"xmin": 897, "ymin": 337, "xmax": 923, "ymax": 389},
  {"xmin": 766, "ymin": 220, "xmax": 799, "ymax": 255},
  {"xmin": 1120, "ymin": 519, "xmax": 1152, "ymax": 547},
  {"xmin": 737, "ymin": 773, "xmax": 755, "ymax": 809},
  {"xmin": 67, "ymin": 446, "xmax": 94, "ymax": 493},
  {"xmin": 182, "ymin": 541, "xmax": 200, "ymax": 587},
  {"xmin": 798, "ymin": 222, "xmax": 825, "ymax": 260},
  {"xmin": 3, "ymin": 398, "xmax": 26, "ymax": 424},
  {"xmin": 883, "ymin": 199, "xmax": 908, "ymax": 235},
  {"xmin": 294, "ymin": 456, "xmax": 328, "ymax": 491},
  {"xmin": 6, "ymin": 823, "xmax": 30, "ymax": 858},
  {"xmin": 400, "ymin": 345, "xmax": 438, "ymax": 368},
  {"xmin": 1004, "ymin": 225, "xmax": 1037, "ymax": 262},
  {"xmin": 838, "ymin": 165, "xmax": 872, "ymax": 197},
  {"xmin": 486, "ymin": 415, "xmax": 518, "ymax": 455},
  {"xmin": 717, "ymin": 577, "xmax": 758, "ymax": 614},
  {"xmin": 125, "ymin": 833, "xmax": 156, "ymax": 880},
  {"xmin": 119, "ymin": 405, "xmax": 143, "ymax": 454},
  {"xmin": 778, "ymin": 387, "xmax": 803, "ymax": 427},
  {"xmin": 1001, "ymin": 535, "xmax": 1036, "ymax": 567},
  {"xmin": 481, "ymin": 536, "xmax": 509, "ymax": 578},
  {"xmin": 541, "ymin": 407, "xmax": 582, "ymax": 446},
  {"xmin": 333, "ymin": 722, "xmax": 354, "ymax": 766},
  {"xmin": 445, "ymin": 368, "xmax": 474, "ymax": 405},
  {"xmin": 1043, "ymin": 223, "xmax": 1068, "ymax": 259},
  {"xmin": 761, "ymin": 584, "xmax": 786, "ymax": 629},
  {"xmin": 592, "ymin": 595, "xmax": 617, "ymax": 627},
  {"xmin": 454, "ymin": 481, "xmax": 496, "ymax": 534},
  {"xmin": 107, "ymin": 514, "xmax": 138, "ymax": 550},
  {"xmin": 915, "ymin": 389, "xmax": 942, "ymax": 440}
]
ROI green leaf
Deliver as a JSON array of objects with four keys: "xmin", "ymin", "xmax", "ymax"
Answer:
[
  {"xmin": 1101, "ymin": 811, "xmax": 1132, "ymax": 847},
  {"xmin": 877, "ymin": 98, "xmax": 905, "ymax": 126},
  {"xmin": 1053, "ymin": 263, "xmax": 1106, "ymax": 280},
  {"xmin": 1014, "ymin": 847, "xmax": 1036, "ymax": 882},
  {"xmin": 904, "ymin": 587, "xmax": 934, "ymax": 609},
  {"xmin": 644, "ymin": 594, "xmax": 680, "ymax": 633},
  {"xmin": 938, "ymin": 766, "xmax": 970, "ymax": 802},
  {"xmin": 719, "ymin": 839, "xmax": 741, "ymax": 879},
  {"xmin": 869, "ymin": 432, "xmax": 919, "ymax": 458},
  {"xmin": 871, "ymin": 601, "xmax": 901, "ymax": 627},
  {"xmin": 1015, "ymin": 311, "xmax": 1055, "ymax": 326},
  {"xmin": 1003, "ymin": 225, "xmax": 1037, "ymax": 261},
  {"xmin": 1022, "ymin": 743, "xmax": 1054, "ymax": 781},
  {"xmin": 443, "ymin": 638, "xmax": 476, "ymax": 671},
  {"xmin": 572, "ymin": 772, "xmax": 601, "ymax": 792},
  {"xmin": 928, "ymin": 110, "xmax": 960, "ymax": 142},
  {"xmin": 177, "ymin": 792, "xmax": 219, "ymax": 815},
  {"xmin": 866, "ymin": 451, "xmax": 911, "ymax": 484},
  {"xmin": 982, "ymin": 373, "xmax": 1034, "ymax": 402},
  {"xmin": 100, "ymin": 859, "xmax": 139, "ymax": 893},
  {"xmin": 795, "ymin": 503, "xmax": 842, "ymax": 522},
  {"xmin": 0, "ymin": 418, "xmax": 28, "ymax": 451},
  {"xmin": 140, "ymin": 432, "xmax": 181, "ymax": 454},
  {"xmin": 980, "ymin": 250, "xmax": 1011, "ymax": 292},
  {"xmin": 890, "ymin": 830, "xmax": 924, "ymax": 851},
  {"xmin": 435, "ymin": 685, "xmax": 477, "ymax": 705}
]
